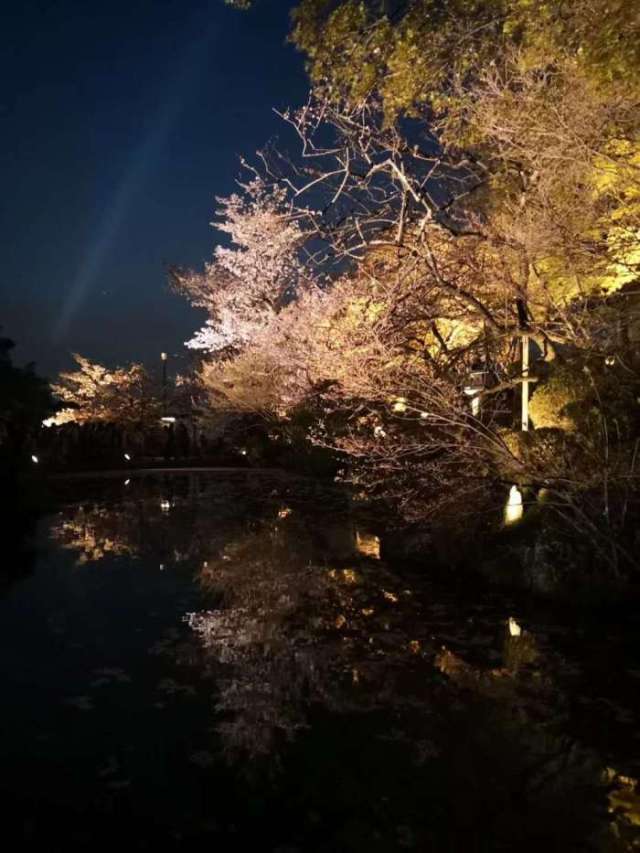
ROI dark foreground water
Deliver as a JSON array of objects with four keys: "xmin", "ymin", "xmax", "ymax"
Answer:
[{"xmin": 1, "ymin": 471, "xmax": 639, "ymax": 852}]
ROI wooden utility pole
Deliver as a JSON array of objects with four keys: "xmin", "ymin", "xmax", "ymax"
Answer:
[
  {"xmin": 516, "ymin": 297, "xmax": 530, "ymax": 432},
  {"xmin": 521, "ymin": 333, "xmax": 530, "ymax": 432}
]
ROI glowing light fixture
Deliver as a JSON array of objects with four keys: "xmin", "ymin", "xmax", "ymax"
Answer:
[
  {"xmin": 504, "ymin": 485, "xmax": 523, "ymax": 525},
  {"xmin": 160, "ymin": 499, "xmax": 171, "ymax": 512},
  {"xmin": 508, "ymin": 617, "xmax": 522, "ymax": 637},
  {"xmin": 356, "ymin": 531, "xmax": 381, "ymax": 559},
  {"xmin": 160, "ymin": 352, "xmax": 167, "ymax": 362},
  {"xmin": 239, "ymin": 448, "xmax": 247, "ymax": 456},
  {"xmin": 605, "ymin": 355, "xmax": 616, "ymax": 367},
  {"xmin": 124, "ymin": 479, "xmax": 131, "ymax": 486},
  {"xmin": 31, "ymin": 454, "xmax": 39, "ymax": 464},
  {"xmin": 124, "ymin": 453, "xmax": 131, "ymax": 461},
  {"xmin": 464, "ymin": 368, "xmax": 486, "ymax": 417},
  {"xmin": 161, "ymin": 416, "xmax": 176, "ymax": 424}
]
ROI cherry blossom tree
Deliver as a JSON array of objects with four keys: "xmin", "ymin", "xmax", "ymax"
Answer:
[
  {"xmin": 173, "ymin": 178, "xmax": 312, "ymax": 355},
  {"xmin": 51, "ymin": 354, "xmax": 161, "ymax": 426}
]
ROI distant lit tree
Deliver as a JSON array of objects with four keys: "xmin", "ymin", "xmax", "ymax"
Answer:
[{"xmin": 51, "ymin": 354, "xmax": 161, "ymax": 426}]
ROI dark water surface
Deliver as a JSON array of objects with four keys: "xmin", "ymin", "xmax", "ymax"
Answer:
[{"xmin": 1, "ymin": 471, "xmax": 639, "ymax": 851}]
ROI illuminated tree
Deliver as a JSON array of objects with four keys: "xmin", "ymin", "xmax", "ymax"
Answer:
[
  {"xmin": 51, "ymin": 354, "xmax": 161, "ymax": 426},
  {"xmin": 198, "ymin": 0, "xmax": 640, "ymax": 569},
  {"xmin": 290, "ymin": 0, "xmax": 640, "ymax": 122},
  {"xmin": 173, "ymin": 179, "xmax": 312, "ymax": 355}
]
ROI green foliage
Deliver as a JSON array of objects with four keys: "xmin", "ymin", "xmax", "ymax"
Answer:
[
  {"xmin": 498, "ymin": 427, "xmax": 588, "ymax": 483},
  {"xmin": 290, "ymin": 0, "xmax": 640, "ymax": 122},
  {"xmin": 529, "ymin": 364, "xmax": 593, "ymax": 431},
  {"xmin": 291, "ymin": 1, "xmax": 392, "ymax": 107},
  {"xmin": 529, "ymin": 358, "xmax": 640, "ymax": 443}
]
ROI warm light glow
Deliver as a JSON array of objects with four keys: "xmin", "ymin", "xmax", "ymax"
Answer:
[
  {"xmin": 605, "ymin": 355, "xmax": 616, "ymax": 366},
  {"xmin": 31, "ymin": 454, "xmax": 39, "ymax": 464},
  {"xmin": 356, "ymin": 530, "xmax": 380, "ymax": 559},
  {"xmin": 508, "ymin": 617, "xmax": 522, "ymax": 637},
  {"xmin": 504, "ymin": 485, "xmax": 523, "ymax": 524},
  {"xmin": 42, "ymin": 417, "xmax": 57, "ymax": 428},
  {"xmin": 278, "ymin": 507, "xmax": 292, "ymax": 519},
  {"xmin": 161, "ymin": 416, "xmax": 176, "ymax": 424},
  {"xmin": 124, "ymin": 453, "xmax": 131, "ymax": 461},
  {"xmin": 239, "ymin": 448, "xmax": 247, "ymax": 456},
  {"xmin": 160, "ymin": 352, "xmax": 168, "ymax": 361},
  {"xmin": 124, "ymin": 479, "xmax": 131, "ymax": 486},
  {"xmin": 392, "ymin": 396, "xmax": 407, "ymax": 413},
  {"xmin": 160, "ymin": 499, "xmax": 171, "ymax": 512}
]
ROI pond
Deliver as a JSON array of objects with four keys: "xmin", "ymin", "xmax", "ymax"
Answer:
[{"xmin": 1, "ymin": 470, "xmax": 639, "ymax": 851}]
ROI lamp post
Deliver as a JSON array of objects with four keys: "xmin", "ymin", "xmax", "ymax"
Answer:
[
  {"xmin": 161, "ymin": 352, "xmax": 167, "ymax": 416},
  {"xmin": 464, "ymin": 367, "xmax": 487, "ymax": 417}
]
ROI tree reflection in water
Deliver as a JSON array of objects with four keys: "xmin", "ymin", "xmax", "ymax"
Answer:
[
  {"xmin": 185, "ymin": 517, "xmax": 637, "ymax": 847},
  {"xmin": 187, "ymin": 515, "xmax": 418, "ymax": 763},
  {"xmin": 48, "ymin": 474, "xmax": 639, "ymax": 850}
]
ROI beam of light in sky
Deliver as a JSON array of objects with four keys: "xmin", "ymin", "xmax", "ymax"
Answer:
[{"xmin": 53, "ymin": 20, "xmax": 217, "ymax": 343}]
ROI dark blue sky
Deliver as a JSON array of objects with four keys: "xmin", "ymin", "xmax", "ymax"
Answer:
[{"xmin": 1, "ymin": 0, "xmax": 307, "ymax": 378}]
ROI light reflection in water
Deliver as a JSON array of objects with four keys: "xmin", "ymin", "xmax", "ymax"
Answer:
[{"xmin": 44, "ymin": 473, "xmax": 640, "ymax": 849}]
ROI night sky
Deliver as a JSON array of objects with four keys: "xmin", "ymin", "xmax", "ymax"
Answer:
[{"xmin": 2, "ymin": 0, "xmax": 307, "ymax": 378}]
